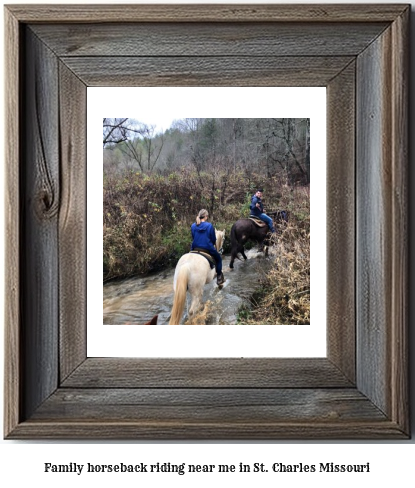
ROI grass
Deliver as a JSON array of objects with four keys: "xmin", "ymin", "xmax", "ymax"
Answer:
[{"xmin": 237, "ymin": 190, "xmax": 310, "ymax": 325}]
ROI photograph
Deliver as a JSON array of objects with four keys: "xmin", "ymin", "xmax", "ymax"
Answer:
[{"xmin": 103, "ymin": 117, "xmax": 310, "ymax": 326}]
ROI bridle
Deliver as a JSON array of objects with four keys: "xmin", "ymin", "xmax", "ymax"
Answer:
[{"xmin": 216, "ymin": 233, "xmax": 224, "ymax": 254}]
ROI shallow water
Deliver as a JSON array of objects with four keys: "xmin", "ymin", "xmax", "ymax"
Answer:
[{"xmin": 103, "ymin": 249, "xmax": 274, "ymax": 325}]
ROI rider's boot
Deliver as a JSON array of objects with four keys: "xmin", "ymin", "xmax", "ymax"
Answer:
[{"xmin": 217, "ymin": 272, "xmax": 225, "ymax": 286}]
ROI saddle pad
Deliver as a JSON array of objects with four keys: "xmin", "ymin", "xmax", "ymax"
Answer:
[
  {"xmin": 190, "ymin": 249, "xmax": 216, "ymax": 269},
  {"xmin": 249, "ymin": 216, "xmax": 267, "ymax": 227}
]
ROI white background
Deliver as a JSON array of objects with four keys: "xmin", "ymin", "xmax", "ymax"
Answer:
[{"xmin": 1, "ymin": 0, "xmax": 414, "ymax": 486}]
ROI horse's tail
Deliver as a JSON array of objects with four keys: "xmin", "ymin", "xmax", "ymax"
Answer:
[
  {"xmin": 230, "ymin": 223, "xmax": 237, "ymax": 246},
  {"xmin": 230, "ymin": 223, "xmax": 243, "ymax": 269},
  {"xmin": 169, "ymin": 266, "xmax": 188, "ymax": 325},
  {"xmin": 231, "ymin": 223, "xmax": 244, "ymax": 256}
]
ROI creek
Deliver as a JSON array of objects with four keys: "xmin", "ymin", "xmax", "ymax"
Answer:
[{"xmin": 103, "ymin": 249, "xmax": 274, "ymax": 325}]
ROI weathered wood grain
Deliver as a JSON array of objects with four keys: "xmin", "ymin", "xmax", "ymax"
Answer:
[
  {"xmin": 62, "ymin": 358, "xmax": 352, "ymax": 389},
  {"xmin": 356, "ymin": 10, "xmax": 409, "ymax": 424},
  {"xmin": 4, "ymin": 4, "xmax": 409, "ymax": 440},
  {"xmin": 357, "ymin": 31, "xmax": 391, "ymax": 416},
  {"xmin": 31, "ymin": 22, "xmax": 388, "ymax": 57},
  {"xmin": 21, "ymin": 28, "xmax": 60, "ymax": 420},
  {"xmin": 32, "ymin": 388, "xmax": 386, "ymax": 422},
  {"xmin": 4, "ymin": 6, "xmax": 21, "ymax": 439},
  {"xmin": 326, "ymin": 62, "xmax": 356, "ymax": 383},
  {"xmin": 61, "ymin": 56, "xmax": 354, "ymax": 87},
  {"xmin": 7, "ymin": 421, "xmax": 407, "ymax": 441},
  {"xmin": 6, "ymin": 4, "xmax": 409, "ymax": 23},
  {"xmin": 389, "ymin": 5, "xmax": 409, "ymax": 435},
  {"xmin": 58, "ymin": 63, "xmax": 87, "ymax": 382}
]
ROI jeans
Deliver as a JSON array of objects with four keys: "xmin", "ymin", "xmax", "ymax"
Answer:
[
  {"xmin": 259, "ymin": 213, "xmax": 275, "ymax": 232},
  {"xmin": 209, "ymin": 248, "xmax": 223, "ymax": 275},
  {"xmin": 193, "ymin": 246, "xmax": 223, "ymax": 274}
]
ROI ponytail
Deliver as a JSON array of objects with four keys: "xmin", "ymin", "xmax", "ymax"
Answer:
[{"xmin": 196, "ymin": 209, "xmax": 209, "ymax": 225}]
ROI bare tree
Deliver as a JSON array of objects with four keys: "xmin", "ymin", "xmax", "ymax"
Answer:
[
  {"xmin": 103, "ymin": 118, "xmax": 132, "ymax": 146},
  {"xmin": 103, "ymin": 117, "xmax": 310, "ymax": 183},
  {"xmin": 103, "ymin": 118, "xmax": 154, "ymax": 147},
  {"xmin": 252, "ymin": 118, "xmax": 309, "ymax": 183},
  {"xmin": 118, "ymin": 123, "xmax": 164, "ymax": 173}
]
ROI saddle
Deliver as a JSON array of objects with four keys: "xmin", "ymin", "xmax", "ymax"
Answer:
[
  {"xmin": 249, "ymin": 215, "xmax": 267, "ymax": 228},
  {"xmin": 190, "ymin": 248, "xmax": 216, "ymax": 269}
]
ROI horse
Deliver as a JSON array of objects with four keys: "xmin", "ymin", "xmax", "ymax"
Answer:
[
  {"xmin": 229, "ymin": 211, "xmax": 288, "ymax": 269},
  {"xmin": 144, "ymin": 315, "xmax": 158, "ymax": 325},
  {"xmin": 169, "ymin": 229, "xmax": 225, "ymax": 325}
]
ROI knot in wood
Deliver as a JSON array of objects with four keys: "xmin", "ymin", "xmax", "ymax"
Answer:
[{"xmin": 36, "ymin": 188, "xmax": 59, "ymax": 219}]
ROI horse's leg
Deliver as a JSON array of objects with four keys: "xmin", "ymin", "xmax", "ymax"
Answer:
[
  {"xmin": 189, "ymin": 289, "xmax": 203, "ymax": 316},
  {"xmin": 239, "ymin": 234, "xmax": 249, "ymax": 260},
  {"xmin": 230, "ymin": 248, "xmax": 237, "ymax": 269},
  {"xmin": 263, "ymin": 234, "xmax": 272, "ymax": 255},
  {"xmin": 240, "ymin": 245, "xmax": 248, "ymax": 260},
  {"xmin": 258, "ymin": 229, "xmax": 269, "ymax": 252}
]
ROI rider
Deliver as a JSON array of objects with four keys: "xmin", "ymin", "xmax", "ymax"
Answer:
[
  {"xmin": 250, "ymin": 189, "xmax": 276, "ymax": 233},
  {"xmin": 191, "ymin": 209, "xmax": 225, "ymax": 286}
]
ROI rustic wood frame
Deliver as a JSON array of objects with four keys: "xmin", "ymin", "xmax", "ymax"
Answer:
[{"xmin": 4, "ymin": 4, "xmax": 409, "ymax": 439}]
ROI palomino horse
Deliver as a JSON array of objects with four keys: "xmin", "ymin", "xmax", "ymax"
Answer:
[{"xmin": 169, "ymin": 229, "xmax": 225, "ymax": 325}]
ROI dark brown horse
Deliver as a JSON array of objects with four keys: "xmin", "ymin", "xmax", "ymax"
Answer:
[{"xmin": 229, "ymin": 211, "xmax": 288, "ymax": 269}]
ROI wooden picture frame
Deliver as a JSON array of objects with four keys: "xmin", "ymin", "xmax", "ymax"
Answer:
[{"xmin": 4, "ymin": 4, "xmax": 409, "ymax": 439}]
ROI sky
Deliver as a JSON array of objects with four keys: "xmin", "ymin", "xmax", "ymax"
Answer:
[{"xmin": 131, "ymin": 116, "xmax": 177, "ymax": 134}]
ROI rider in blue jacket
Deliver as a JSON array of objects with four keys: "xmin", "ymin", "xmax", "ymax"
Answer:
[
  {"xmin": 250, "ymin": 189, "xmax": 275, "ymax": 233},
  {"xmin": 191, "ymin": 209, "xmax": 225, "ymax": 285}
]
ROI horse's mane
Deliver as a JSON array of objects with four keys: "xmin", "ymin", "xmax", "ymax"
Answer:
[{"xmin": 215, "ymin": 229, "xmax": 225, "ymax": 253}]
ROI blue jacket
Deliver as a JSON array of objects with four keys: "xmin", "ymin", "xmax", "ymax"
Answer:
[
  {"xmin": 191, "ymin": 221, "xmax": 217, "ymax": 253},
  {"xmin": 250, "ymin": 195, "xmax": 264, "ymax": 217}
]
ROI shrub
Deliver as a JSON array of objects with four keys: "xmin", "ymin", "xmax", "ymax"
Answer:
[{"xmin": 237, "ymin": 187, "xmax": 310, "ymax": 325}]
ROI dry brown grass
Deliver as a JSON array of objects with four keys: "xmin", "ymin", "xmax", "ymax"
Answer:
[
  {"xmin": 238, "ymin": 188, "xmax": 310, "ymax": 325},
  {"xmin": 103, "ymin": 169, "xmax": 300, "ymax": 280}
]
